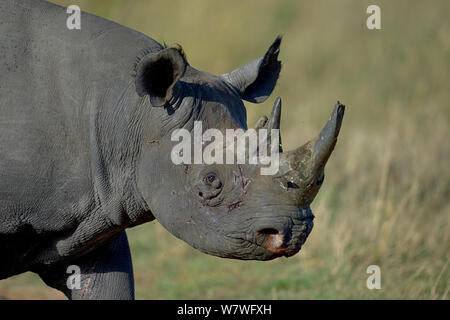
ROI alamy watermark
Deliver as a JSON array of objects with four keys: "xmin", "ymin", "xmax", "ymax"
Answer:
[
  {"xmin": 366, "ymin": 5, "xmax": 381, "ymax": 30},
  {"xmin": 66, "ymin": 265, "xmax": 81, "ymax": 290},
  {"xmin": 171, "ymin": 121, "xmax": 280, "ymax": 175},
  {"xmin": 66, "ymin": 5, "xmax": 81, "ymax": 30},
  {"xmin": 66, "ymin": 4, "xmax": 381, "ymax": 31},
  {"xmin": 366, "ymin": 265, "xmax": 381, "ymax": 289}
]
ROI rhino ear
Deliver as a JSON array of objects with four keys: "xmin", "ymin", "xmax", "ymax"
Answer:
[
  {"xmin": 221, "ymin": 36, "xmax": 282, "ymax": 103},
  {"xmin": 135, "ymin": 47, "xmax": 187, "ymax": 106}
]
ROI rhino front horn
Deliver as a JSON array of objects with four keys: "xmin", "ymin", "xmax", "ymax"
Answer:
[
  {"xmin": 311, "ymin": 101, "xmax": 345, "ymax": 168},
  {"xmin": 280, "ymin": 101, "xmax": 345, "ymax": 182}
]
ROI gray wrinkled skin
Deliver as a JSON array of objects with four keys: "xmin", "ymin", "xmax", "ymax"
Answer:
[{"xmin": 0, "ymin": 0, "xmax": 344, "ymax": 299}]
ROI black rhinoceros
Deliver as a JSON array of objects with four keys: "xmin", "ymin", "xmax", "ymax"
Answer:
[{"xmin": 0, "ymin": 0, "xmax": 344, "ymax": 299}]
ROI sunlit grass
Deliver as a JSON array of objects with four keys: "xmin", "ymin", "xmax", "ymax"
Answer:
[{"xmin": 1, "ymin": 0, "xmax": 448, "ymax": 299}]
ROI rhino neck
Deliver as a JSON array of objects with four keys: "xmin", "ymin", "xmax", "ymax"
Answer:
[{"xmin": 89, "ymin": 80, "xmax": 155, "ymax": 230}]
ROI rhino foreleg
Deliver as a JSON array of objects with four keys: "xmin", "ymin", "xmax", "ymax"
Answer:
[{"xmin": 36, "ymin": 231, "xmax": 135, "ymax": 300}]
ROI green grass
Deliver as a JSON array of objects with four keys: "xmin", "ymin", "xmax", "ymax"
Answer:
[{"xmin": 0, "ymin": 0, "xmax": 448, "ymax": 299}]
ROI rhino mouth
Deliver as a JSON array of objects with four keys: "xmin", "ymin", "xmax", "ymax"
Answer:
[
  {"xmin": 256, "ymin": 215, "xmax": 314, "ymax": 258},
  {"xmin": 225, "ymin": 208, "xmax": 315, "ymax": 260},
  {"xmin": 257, "ymin": 228, "xmax": 308, "ymax": 257}
]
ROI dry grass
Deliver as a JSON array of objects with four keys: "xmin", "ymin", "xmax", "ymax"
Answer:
[{"xmin": 1, "ymin": 0, "xmax": 448, "ymax": 299}]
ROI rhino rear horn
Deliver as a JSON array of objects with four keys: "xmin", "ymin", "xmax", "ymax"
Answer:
[
  {"xmin": 265, "ymin": 97, "xmax": 283, "ymax": 152},
  {"xmin": 267, "ymin": 96, "xmax": 282, "ymax": 131},
  {"xmin": 222, "ymin": 36, "xmax": 282, "ymax": 103}
]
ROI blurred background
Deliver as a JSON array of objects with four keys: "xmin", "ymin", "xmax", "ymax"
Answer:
[{"xmin": 0, "ymin": 0, "xmax": 448, "ymax": 299}]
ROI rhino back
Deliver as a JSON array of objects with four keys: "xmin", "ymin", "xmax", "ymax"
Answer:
[{"xmin": 0, "ymin": 0, "xmax": 160, "ymax": 277}]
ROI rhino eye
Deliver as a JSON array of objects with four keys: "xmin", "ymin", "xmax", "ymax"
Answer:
[{"xmin": 287, "ymin": 181, "xmax": 299, "ymax": 189}]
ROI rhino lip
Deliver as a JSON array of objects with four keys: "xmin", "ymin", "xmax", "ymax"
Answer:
[{"xmin": 225, "ymin": 209, "xmax": 314, "ymax": 258}]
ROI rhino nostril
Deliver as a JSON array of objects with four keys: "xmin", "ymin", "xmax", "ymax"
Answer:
[{"xmin": 257, "ymin": 228, "xmax": 288, "ymax": 255}]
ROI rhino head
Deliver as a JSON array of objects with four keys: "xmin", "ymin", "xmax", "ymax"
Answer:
[{"xmin": 134, "ymin": 37, "xmax": 344, "ymax": 260}]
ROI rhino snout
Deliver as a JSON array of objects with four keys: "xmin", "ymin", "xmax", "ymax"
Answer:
[{"xmin": 255, "ymin": 210, "xmax": 315, "ymax": 258}]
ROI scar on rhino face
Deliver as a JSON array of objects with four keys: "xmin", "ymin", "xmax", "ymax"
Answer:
[{"xmin": 225, "ymin": 165, "xmax": 250, "ymax": 212}]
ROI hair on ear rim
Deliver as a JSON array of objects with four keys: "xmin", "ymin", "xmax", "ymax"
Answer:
[
  {"xmin": 134, "ymin": 46, "xmax": 187, "ymax": 106},
  {"xmin": 133, "ymin": 44, "xmax": 187, "ymax": 77}
]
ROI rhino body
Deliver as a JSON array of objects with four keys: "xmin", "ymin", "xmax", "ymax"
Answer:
[
  {"xmin": 0, "ymin": 0, "xmax": 344, "ymax": 299},
  {"xmin": 0, "ymin": 0, "xmax": 159, "ymax": 298}
]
